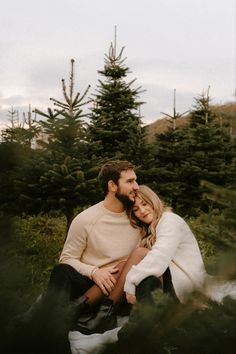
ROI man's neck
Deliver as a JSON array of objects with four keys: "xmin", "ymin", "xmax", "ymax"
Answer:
[{"xmin": 103, "ymin": 193, "xmax": 125, "ymax": 213}]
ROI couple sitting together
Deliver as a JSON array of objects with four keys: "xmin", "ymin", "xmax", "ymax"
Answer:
[{"xmin": 47, "ymin": 159, "xmax": 207, "ymax": 346}]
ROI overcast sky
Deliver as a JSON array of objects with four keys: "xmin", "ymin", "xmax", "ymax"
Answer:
[{"xmin": 0, "ymin": 0, "xmax": 235, "ymax": 129}]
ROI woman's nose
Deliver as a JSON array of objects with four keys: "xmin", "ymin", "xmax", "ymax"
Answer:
[{"xmin": 139, "ymin": 206, "xmax": 145, "ymax": 214}]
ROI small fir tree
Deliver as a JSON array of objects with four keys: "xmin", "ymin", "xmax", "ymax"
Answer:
[{"xmin": 1, "ymin": 105, "xmax": 40, "ymax": 148}]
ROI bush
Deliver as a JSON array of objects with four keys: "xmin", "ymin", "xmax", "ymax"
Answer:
[
  {"xmin": 0, "ymin": 214, "xmax": 66, "ymax": 331},
  {"xmin": 14, "ymin": 214, "xmax": 66, "ymax": 293}
]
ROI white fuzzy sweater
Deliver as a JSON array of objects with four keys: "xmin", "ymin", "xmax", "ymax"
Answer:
[{"xmin": 124, "ymin": 211, "xmax": 207, "ymax": 303}]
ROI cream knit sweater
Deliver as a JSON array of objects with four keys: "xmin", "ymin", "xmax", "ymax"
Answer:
[
  {"xmin": 59, "ymin": 201, "xmax": 140, "ymax": 278},
  {"xmin": 124, "ymin": 211, "xmax": 207, "ymax": 303}
]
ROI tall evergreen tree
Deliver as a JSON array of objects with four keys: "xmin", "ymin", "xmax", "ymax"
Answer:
[
  {"xmin": 17, "ymin": 59, "xmax": 92, "ymax": 228},
  {"xmin": 35, "ymin": 59, "xmax": 90, "ymax": 161},
  {"xmin": 87, "ymin": 40, "xmax": 147, "ymax": 165}
]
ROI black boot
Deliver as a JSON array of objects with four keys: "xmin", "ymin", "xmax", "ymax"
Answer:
[
  {"xmin": 75, "ymin": 298, "xmax": 117, "ymax": 334},
  {"xmin": 70, "ymin": 295, "xmax": 94, "ymax": 330}
]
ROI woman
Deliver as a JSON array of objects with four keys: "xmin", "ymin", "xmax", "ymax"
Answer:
[{"xmin": 124, "ymin": 185, "xmax": 207, "ymax": 304}]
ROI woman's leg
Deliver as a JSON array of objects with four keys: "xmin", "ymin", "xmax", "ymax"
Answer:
[
  {"xmin": 81, "ymin": 247, "xmax": 149, "ymax": 306},
  {"xmin": 108, "ymin": 247, "xmax": 149, "ymax": 303},
  {"xmin": 84, "ymin": 261, "xmax": 126, "ymax": 306}
]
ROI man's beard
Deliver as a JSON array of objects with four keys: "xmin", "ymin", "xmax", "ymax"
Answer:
[{"xmin": 115, "ymin": 189, "xmax": 135, "ymax": 208}]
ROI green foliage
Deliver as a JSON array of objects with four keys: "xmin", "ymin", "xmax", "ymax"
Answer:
[
  {"xmin": 188, "ymin": 211, "xmax": 220, "ymax": 261},
  {"xmin": 14, "ymin": 214, "xmax": 66, "ymax": 290},
  {"xmin": 103, "ymin": 283, "xmax": 236, "ymax": 354},
  {"xmin": 0, "ymin": 215, "xmax": 66, "ymax": 300},
  {"xmin": 0, "ymin": 215, "xmax": 65, "ymax": 348},
  {"xmin": 0, "ymin": 142, "xmax": 41, "ymax": 216},
  {"xmin": 144, "ymin": 90, "xmax": 236, "ymax": 216},
  {"xmin": 201, "ymin": 181, "xmax": 236, "ymax": 249},
  {"xmin": 40, "ymin": 156, "xmax": 86, "ymax": 229}
]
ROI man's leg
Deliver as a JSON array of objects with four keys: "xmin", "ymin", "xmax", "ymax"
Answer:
[{"xmin": 48, "ymin": 263, "xmax": 94, "ymax": 302}]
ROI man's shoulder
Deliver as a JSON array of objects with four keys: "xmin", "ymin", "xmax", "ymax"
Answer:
[{"xmin": 72, "ymin": 202, "xmax": 104, "ymax": 224}]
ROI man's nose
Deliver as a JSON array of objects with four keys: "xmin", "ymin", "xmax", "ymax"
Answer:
[{"xmin": 134, "ymin": 181, "xmax": 139, "ymax": 190}]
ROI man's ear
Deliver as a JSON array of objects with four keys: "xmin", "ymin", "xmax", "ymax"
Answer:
[{"xmin": 108, "ymin": 180, "xmax": 118, "ymax": 193}]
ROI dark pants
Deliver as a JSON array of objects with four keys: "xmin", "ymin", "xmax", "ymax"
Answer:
[
  {"xmin": 136, "ymin": 268, "xmax": 177, "ymax": 302},
  {"xmin": 48, "ymin": 263, "xmax": 94, "ymax": 302}
]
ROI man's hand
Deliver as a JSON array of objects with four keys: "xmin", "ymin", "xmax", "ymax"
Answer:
[
  {"xmin": 126, "ymin": 293, "xmax": 136, "ymax": 304},
  {"xmin": 92, "ymin": 266, "xmax": 119, "ymax": 295}
]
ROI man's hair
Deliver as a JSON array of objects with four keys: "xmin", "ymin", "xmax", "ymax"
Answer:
[{"xmin": 98, "ymin": 160, "xmax": 134, "ymax": 194}]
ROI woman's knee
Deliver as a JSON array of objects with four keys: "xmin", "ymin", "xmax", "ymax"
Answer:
[{"xmin": 136, "ymin": 276, "xmax": 162, "ymax": 301}]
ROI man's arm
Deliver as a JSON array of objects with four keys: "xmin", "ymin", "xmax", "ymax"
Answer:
[
  {"xmin": 59, "ymin": 214, "xmax": 97, "ymax": 278},
  {"xmin": 91, "ymin": 267, "xmax": 119, "ymax": 295},
  {"xmin": 59, "ymin": 214, "xmax": 119, "ymax": 295}
]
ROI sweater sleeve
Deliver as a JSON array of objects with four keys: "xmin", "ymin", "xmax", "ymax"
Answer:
[
  {"xmin": 124, "ymin": 212, "xmax": 185, "ymax": 295},
  {"xmin": 59, "ymin": 214, "xmax": 97, "ymax": 278}
]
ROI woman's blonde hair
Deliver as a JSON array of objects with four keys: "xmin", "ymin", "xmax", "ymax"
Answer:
[{"xmin": 128, "ymin": 185, "xmax": 171, "ymax": 249}]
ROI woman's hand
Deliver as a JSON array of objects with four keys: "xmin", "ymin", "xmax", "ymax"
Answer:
[{"xmin": 126, "ymin": 293, "xmax": 136, "ymax": 304}]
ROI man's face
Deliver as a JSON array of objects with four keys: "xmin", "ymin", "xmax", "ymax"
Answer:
[{"xmin": 115, "ymin": 169, "xmax": 139, "ymax": 207}]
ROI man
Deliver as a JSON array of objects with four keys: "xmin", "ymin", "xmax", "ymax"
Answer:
[
  {"xmin": 48, "ymin": 160, "xmax": 141, "ymax": 326},
  {"xmin": 12, "ymin": 161, "xmax": 156, "ymax": 354}
]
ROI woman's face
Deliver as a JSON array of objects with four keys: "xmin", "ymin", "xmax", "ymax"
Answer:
[{"xmin": 132, "ymin": 196, "xmax": 154, "ymax": 224}]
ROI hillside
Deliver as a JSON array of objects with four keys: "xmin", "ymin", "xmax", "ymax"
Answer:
[{"xmin": 145, "ymin": 102, "xmax": 236, "ymax": 144}]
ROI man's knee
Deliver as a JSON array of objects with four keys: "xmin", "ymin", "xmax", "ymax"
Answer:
[
  {"xmin": 49, "ymin": 263, "xmax": 79, "ymax": 290},
  {"xmin": 50, "ymin": 263, "xmax": 74, "ymax": 279}
]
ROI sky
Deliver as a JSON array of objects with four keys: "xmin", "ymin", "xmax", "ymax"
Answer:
[{"xmin": 0, "ymin": 0, "xmax": 235, "ymax": 130}]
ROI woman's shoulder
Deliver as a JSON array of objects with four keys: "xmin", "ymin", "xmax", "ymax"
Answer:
[
  {"xmin": 161, "ymin": 210, "xmax": 182, "ymax": 220},
  {"xmin": 159, "ymin": 211, "xmax": 186, "ymax": 226}
]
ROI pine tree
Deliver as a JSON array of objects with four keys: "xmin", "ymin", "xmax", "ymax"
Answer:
[
  {"xmin": 87, "ymin": 39, "xmax": 147, "ymax": 165},
  {"xmin": 20, "ymin": 59, "xmax": 91, "ymax": 228},
  {"xmin": 1, "ymin": 105, "xmax": 40, "ymax": 147},
  {"xmin": 35, "ymin": 59, "xmax": 90, "ymax": 161},
  {"xmin": 182, "ymin": 90, "xmax": 236, "ymax": 213}
]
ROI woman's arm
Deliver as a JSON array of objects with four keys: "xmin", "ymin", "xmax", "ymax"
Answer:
[{"xmin": 124, "ymin": 212, "xmax": 185, "ymax": 294}]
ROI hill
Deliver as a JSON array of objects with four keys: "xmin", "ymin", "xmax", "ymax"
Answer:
[{"xmin": 145, "ymin": 102, "xmax": 236, "ymax": 144}]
